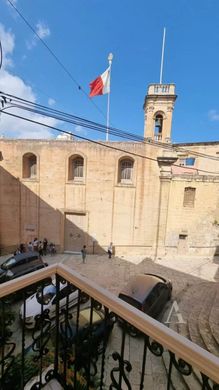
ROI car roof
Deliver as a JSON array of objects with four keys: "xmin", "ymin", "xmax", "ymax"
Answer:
[
  {"xmin": 12, "ymin": 251, "xmax": 40, "ymax": 261},
  {"xmin": 120, "ymin": 274, "xmax": 166, "ymax": 303},
  {"xmin": 79, "ymin": 308, "xmax": 103, "ymax": 326}
]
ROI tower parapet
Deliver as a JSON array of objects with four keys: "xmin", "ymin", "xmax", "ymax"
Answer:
[{"xmin": 143, "ymin": 83, "xmax": 177, "ymax": 143}]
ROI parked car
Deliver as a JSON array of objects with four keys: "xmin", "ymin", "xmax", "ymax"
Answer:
[
  {"xmin": 20, "ymin": 281, "xmax": 80, "ymax": 329},
  {"xmin": 0, "ymin": 252, "xmax": 48, "ymax": 284},
  {"xmin": 59, "ymin": 307, "xmax": 114, "ymax": 362},
  {"xmin": 118, "ymin": 273, "xmax": 172, "ymax": 333}
]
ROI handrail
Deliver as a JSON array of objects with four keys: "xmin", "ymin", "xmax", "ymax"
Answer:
[{"xmin": 0, "ymin": 263, "xmax": 219, "ymax": 383}]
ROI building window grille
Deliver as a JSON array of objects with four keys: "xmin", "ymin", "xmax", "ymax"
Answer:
[
  {"xmin": 183, "ymin": 187, "xmax": 196, "ymax": 208},
  {"xmin": 119, "ymin": 158, "xmax": 134, "ymax": 182},
  {"xmin": 22, "ymin": 153, "xmax": 37, "ymax": 179},
  {"xmin": 73, "ymin": 158, "xmax": 84, "ymax": 178},
  {"xmin": 68, "ymin": 155, "xmax": 84, "ymax": 180}
]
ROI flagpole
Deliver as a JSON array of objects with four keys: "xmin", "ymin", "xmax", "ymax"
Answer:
[
  {"xmin": 106, "ymin": 52, "xmax": 113, "ymax": 141},
  {"xmin": 159, "ymin": 27, "xmax": 166, "ymax": 84}
]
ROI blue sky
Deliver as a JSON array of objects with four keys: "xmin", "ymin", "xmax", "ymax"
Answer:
[{"xmin": 0, "ymin": 0, "xmax": 219, "ymax": 142}]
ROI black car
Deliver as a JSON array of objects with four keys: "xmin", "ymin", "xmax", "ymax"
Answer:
[
  {"xmin": 59, "ymin": 307, "xmax": 114, "ymax": 358},
  {"xmin": 0, "ymin": 251, "xmax": 48, "ymax": 284},
  {"xmin": 119, "ymin": 273, "xmax": 172, "ymax": 321}
]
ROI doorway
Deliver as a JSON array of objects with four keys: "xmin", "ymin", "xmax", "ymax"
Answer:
[{"xmin": 64, "ymin": 213, "xmax": 87, "ymax": 252}]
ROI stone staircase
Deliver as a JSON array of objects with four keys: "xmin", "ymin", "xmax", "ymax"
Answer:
[{"xmin": 161, "ymin": 281, "xmax": 219, "ymax": 389}]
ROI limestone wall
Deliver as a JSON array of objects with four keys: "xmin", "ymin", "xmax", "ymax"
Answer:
[{"xmin": 0, "ymin": 139, "xmax": 219, "ymax": 257}]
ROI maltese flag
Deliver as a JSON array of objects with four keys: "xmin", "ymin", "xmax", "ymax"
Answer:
[{"xmin": 89, "ymin": 67, "xmax": 110, "ymax": 97}]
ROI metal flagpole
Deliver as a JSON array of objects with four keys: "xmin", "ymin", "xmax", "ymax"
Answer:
[
  {"xmin": 106, "ymin": 52, "xmax": 113, "ymax": 141},
  {"xmin": 159, "ymin": 27, "xmax": 166, "ymax": 84}
]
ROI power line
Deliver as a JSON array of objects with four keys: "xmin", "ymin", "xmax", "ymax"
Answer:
[
  {"xmin": 2, "ymin": 110, "xmax": 219, "ymax": 175},
  {"xmin": 6, "ymin": 0, "xmax": 107, "ymax": 121},
  {"xmin": 5, "ymin": 1, "xmax": 219, "ymax": 159},
  {"xmin": 1, "ymin": 90, "xmax": 219, "ymax": 162}
]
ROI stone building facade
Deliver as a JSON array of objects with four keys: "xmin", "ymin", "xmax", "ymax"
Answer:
[{"xmin": 0, "ymin": 83, "xmax": 219, "ymax": 257}]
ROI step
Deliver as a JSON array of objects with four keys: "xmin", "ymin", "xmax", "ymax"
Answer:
[
  {"xmin": 187, "ymin": 285, "xmax": 210, "ymax": 350},
  {"xmin": 167, "ymin": 323, "xmax": 202, "ymax": 389},
  {"xmin": 162, "ymin": 350, "xmax": 187, "ymax": 389},
  {"xmin": 209, "ymin": 285, "xmax": 219, "ymax": 347},
  {"xmin": 198, "ymin": 286, "xmax": 219, "ymax": 357}
]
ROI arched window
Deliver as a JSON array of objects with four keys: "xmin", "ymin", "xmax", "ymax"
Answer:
[
  {"xmin": 22, "ymin": 153, "xmax": 37, "ymax": 179},
  {"xmin": 154, "ymin": 113, "xmax": 163, "ymax": 141},
  {"xmin": 68, "ymin": 155, "xmax": 84, "ymax": 181},
  {"xmin": 183, "ymin": 187, "xmax": 196, "ymax": 208},
  {"xmin": 119, "ymin": 158, "xmax": 134, "ymax": 183}
]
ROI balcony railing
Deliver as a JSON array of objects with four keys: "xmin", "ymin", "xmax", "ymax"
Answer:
[{"xmin": 0, "ymin": 263, "xmax": 219, "ymax": 389}]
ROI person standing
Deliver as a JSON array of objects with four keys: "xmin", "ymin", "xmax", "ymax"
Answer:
[
  {"xmin": 43, "ymin": 238, "xmax": 48, "ymax": 255},
  {"xmin": 81, "ymin": 245, "xmax": 87, "ymax": 263},
  {"xmin": 107, "ymin": 242, "xmax": 113, "ymax": 259},
  {"xmin": 38, "ymin": 241, "xmax": 43, "ymax": 256},
  {"xmin": 28, "ymin": 241, "xmax": 33, "ymax": 252},
  {"xmin": 33, "ymin": 237, "xmax": 38, "ymax": 252}
]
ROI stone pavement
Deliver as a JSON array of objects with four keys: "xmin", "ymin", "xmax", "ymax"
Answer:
[
  {"xmin": 1, "ymin": 252, "xmax": 219, "ymax": 388},
  {"xmin": 44, "ymin": 252, "xmax": 219, "ymax": 295}
]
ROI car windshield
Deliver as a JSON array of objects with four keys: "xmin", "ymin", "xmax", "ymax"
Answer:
[
  {"xmin": 36, "ymin": 284, "xmax": 56, "ymax": 305},
  {"xmin": 1, "ymin": 257, "xmax": 16, "ymax": 270}
]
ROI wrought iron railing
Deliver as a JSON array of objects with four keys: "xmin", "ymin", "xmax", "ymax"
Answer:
[{"xmin": 0, "ymin": 263, "xmax": 219, "ymax": 389}]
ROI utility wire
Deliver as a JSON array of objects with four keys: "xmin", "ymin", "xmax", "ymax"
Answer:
[
  {"xmin": 6, "ymin": 0, "xmax": 107, "ymax": 121},
  {"xmin": 5, "ymin": 1, "xmax": 219, "ymax": 158},
  {"xmin": 2, "ymin": 110, "xmax": 219, "ymax": 175},
  {"xmin": 1, "ymin": 90, "xmax": 219, "ymax": 162}
]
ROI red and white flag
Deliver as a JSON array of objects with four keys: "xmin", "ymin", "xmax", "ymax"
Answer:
[{"xmin": 89, "ymin": 67, "xmax": 110, "ymax": 97}]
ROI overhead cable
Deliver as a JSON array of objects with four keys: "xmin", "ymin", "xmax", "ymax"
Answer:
[
  {"xmin": 1, "ymin": 110, "xmax": 219, "ymax": 175},
  {"xmin": 1, "ymin": 90, "xmax": 219, "ymax": 162},
  {"xmin": 6, "ymin": 0, "xmax": 107, "ymax": 121}
]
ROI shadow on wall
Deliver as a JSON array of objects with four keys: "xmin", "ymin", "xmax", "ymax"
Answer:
[{"xmin": 0, "ymin": 166, "xmax": 106, "ymax": 255}]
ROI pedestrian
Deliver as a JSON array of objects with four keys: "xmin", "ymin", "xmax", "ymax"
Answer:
[
  {"xmin": 107, "ymin": 242, "xmax": 113, "ymax": 259},
  {"xmin": 14, "ymin": 247, "xmax": 21, "ymax": 255},
  {"xmin": 38, "ymin": 241, "xmax": 43, "ymax": 256},
  {"xmin": 43, "ymin": 238, "xmax": 48, "ymax": 255},
  {"xmin": 19, "ymin": 243, "xmax": 26, "ymax": 253},
  {"xmin": 27, "ymin": 241, "xmax": 33, "ymax": 252},
  {"xmin": 81, "ymin": 245, "xmax": 87, "ymax": 263},
  {"xmin": 33, "ymin": 237, "xmax": 38, "ymax": 252}
]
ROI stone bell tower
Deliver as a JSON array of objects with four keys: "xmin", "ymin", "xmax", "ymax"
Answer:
[{"xmin": 143, "ymin": 84, "xmax": 177, "ymax": 143}]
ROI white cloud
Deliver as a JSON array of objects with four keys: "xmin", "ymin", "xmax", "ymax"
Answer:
[
  {"xmin": 0, "ymin": 24, "xmax": 58, "ymax": 139},
  {"xmin": 0, "ymin": 23, "xmax": 15, "ymax": 68},
  {"xmin": 48, "ymin": 98, "xmax": 55, "ymax": 106},
  {"xmin": 26, "ymin": 21, "xmax": 50, "ymax": 49},
  {"xmin": 36, "ymin": 22, "xmax": 50, "ymax": 39},
  {"xmin": 208, "ymin": 109, "xmax": 219, "ymax": 121}
]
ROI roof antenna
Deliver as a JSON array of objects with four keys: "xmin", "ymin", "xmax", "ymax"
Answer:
[{"xmin": 159, "ymin": 27, "xmax": 166, "ymax": 84}]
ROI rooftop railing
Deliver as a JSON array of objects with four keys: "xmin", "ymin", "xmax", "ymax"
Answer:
[
  {"xmin": 0, "ymin": 263, "xmax": 219, "ymax": 389},
  {"xmin": 147, "ymin": 84, "xmax": 175, "ymax": 95}
]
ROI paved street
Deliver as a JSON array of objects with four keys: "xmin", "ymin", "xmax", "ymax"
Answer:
[
  {"xmin": 1, "ymin": 252, "xmax": 219, "ymax": 389},
  {"xmin": 44, "ymin": 252, "xmax": 219, "ymax": 297}
]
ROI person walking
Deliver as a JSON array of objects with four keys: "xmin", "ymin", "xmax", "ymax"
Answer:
[
  {"xmin": 107, "ymin": 242, "xmax": 113, "ymax": 259},
  {"xmin": 81, "ymin": 245, "xmax": 87, "ymax": 263}
]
